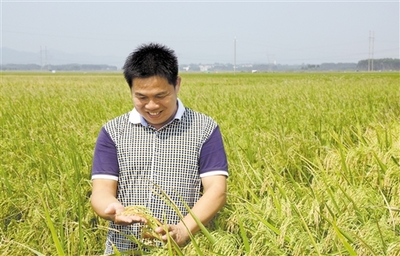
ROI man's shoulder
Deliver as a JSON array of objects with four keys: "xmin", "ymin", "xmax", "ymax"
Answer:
[
  {"xmin": 103, "ymin": 112, "xmax": 131, "ymax": 130},
  {"xmin": 184, "ymin": 107, "xmax": 216, "ymax": 123},
  {"xmin": 107, "ymin": 112, "xmax": 130, "ymax": 123},
  {"xmin": 182, "ymin": 108, "xmax": 218, "ymax": 134}
]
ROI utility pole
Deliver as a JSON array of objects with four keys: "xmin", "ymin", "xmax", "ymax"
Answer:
[
  {"xmin": 45, "ymin": 46, "xmax": 48, "ymax": 70},
  {"xmin": 40, "ymin": 46, "xmax": 43, "ymax": 70},
  {"xmin": 266, "ymin": 54, "xmax": 275, "ymax": 72},
  {"xmin": 233, "ymin": 37, "xmax": 236, "ymax": 75},
  {"xmin": 368, "ymin": 30, "xmax": 374, "ymax": 72}
]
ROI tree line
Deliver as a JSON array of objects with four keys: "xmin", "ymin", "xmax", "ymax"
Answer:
[
  {"xmin": 1, "ymin": 58, "xmax": 398, "ymax": 72},
  {"xmin": 357, "ymin": 58, "xmax": 400, "ymax": 71}
]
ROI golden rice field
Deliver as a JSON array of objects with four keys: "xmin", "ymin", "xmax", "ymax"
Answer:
[{"xmin": 1, "ymin": 71, "xmax": 399, "ymax": 255}]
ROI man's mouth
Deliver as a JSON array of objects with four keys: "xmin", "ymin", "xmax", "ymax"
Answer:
[{"xmin": 148, "ymin": 111, "xmax": 161, "ymax": 116}]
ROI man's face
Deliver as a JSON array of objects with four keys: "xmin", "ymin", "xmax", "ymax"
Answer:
[{"xmin": 131, "ymin": 76, "xmax": 181, "ymax": 129}]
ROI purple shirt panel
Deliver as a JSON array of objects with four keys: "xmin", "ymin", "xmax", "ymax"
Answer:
[
  {"xmin": 199, "ymin": 126, "xmax": 228, "ymax": 175},
  {"xmin": 92, "ymin": 127, "xmax": 119, "ymax": 178},
  {"xmin": 91, "ymin": 126, "xmax": 228, "ymax": 179}
]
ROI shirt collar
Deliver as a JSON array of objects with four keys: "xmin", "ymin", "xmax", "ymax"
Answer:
[{"xmin": 129, "ymin": 98, "xmax": 185, "ymax": 126}]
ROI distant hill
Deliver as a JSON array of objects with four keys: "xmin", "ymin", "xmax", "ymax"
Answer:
[
  {"xmin": 1, "ymin": 63, "xmax": 118, "ymax": 71},
  {"xmin": 1, "ymin": 48, "xmax": 40, "ymax": 65},
  {"xmin": 1, "ymin": 47, "xmax": 123, "ymax": 67}
]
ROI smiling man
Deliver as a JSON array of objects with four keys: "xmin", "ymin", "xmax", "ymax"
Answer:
[
  {"xmin": 90, "ymin": 43, "xmax": 228, "ymax": 254},
  {"xmin": 132, "ymin": 75, "xmax": 181, "ymax": 129}
]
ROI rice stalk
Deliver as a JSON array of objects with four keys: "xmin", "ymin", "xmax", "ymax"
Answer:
[{"xmin": 41, "ymin": 196, "xmax": 65, "ymax": 256}]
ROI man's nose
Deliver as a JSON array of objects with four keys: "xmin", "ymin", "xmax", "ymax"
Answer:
[{"xmin": 146, "ymin": 99, "xmax": 159, "ymax": 109}]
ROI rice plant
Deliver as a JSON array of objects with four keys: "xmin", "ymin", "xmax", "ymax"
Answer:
[{"xmin": 1, "ymin": 72, "xmax": 399, "ymax": 255}]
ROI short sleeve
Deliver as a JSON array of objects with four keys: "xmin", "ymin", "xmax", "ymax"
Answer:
[
  {"xmin": 199, "ymin": 126, "xmax": 229, "ymax": 177},
  {"xmin": 91, "ymin": 127, "xmax": 119, "ymax": 180}
]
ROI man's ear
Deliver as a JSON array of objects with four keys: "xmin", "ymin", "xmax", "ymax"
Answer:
[{"xmin": 175, "ymin": 76, "xmax": 181, "ymax": 93}]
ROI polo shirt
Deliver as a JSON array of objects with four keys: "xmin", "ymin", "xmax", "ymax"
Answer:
[{"xmin": 92, "ymin": 99, "xmax": 228, "ymax": 254}]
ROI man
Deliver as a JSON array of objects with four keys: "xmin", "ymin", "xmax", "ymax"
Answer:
[{"xmin": 90, "ymin": 43, "xmax": 228, "ymax": 254}]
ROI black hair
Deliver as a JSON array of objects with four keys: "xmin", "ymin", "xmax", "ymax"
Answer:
[{"xmin": 122, "ymin": 43, "xmax": 179, "ymax": 88}]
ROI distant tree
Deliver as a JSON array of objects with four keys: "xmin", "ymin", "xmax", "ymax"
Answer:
[
  {"xmin": 357, "ymin": 58, "xmax": 400, "ymax": 71},
  {"xmin": 319, "ymin": 63, "xmax": 357, "ymax": 71}
]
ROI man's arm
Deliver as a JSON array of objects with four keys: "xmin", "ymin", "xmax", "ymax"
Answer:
[
  {"xmin": 91, "ymin": 179, "xmax": 147, "ymax": 225},
  {"xmin": 156, "ymin": 175, "xmax": 227, "ymax": 245}
]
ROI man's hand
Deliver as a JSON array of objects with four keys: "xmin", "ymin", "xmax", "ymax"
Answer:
[
  {"xmin": 153, "ymin": 175, "xmax": 227, "ymax": 246},
  {"xmin": 91, "ymin": 179, "xmax": 146, "ymax": 225},
  {"xmin": 154, "ymin": 223, "xmax": 189, "ymax": 246},
  {"xmin": 104, "ymin": 202, "xmax": 147, "ymax": 225}
]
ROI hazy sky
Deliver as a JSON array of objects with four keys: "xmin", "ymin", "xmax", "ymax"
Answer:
[{"xmin": 2, "ymin": 0, "xmax": 399, "ymax": 66}]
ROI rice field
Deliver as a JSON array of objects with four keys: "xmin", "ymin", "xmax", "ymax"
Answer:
[{"xmin": 1, "ymin": 71, "xmax": 399, "ymax": 255}]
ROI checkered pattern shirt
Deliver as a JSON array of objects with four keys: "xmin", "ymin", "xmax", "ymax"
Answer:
[{"xmin": 92, "ymin": 100, "xmax": 228, "ymax": 254}]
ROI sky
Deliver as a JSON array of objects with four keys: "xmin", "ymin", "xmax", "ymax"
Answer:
[{"xmin": 1, "ymin": 0, "xmax": 399, "ymax": 66}]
